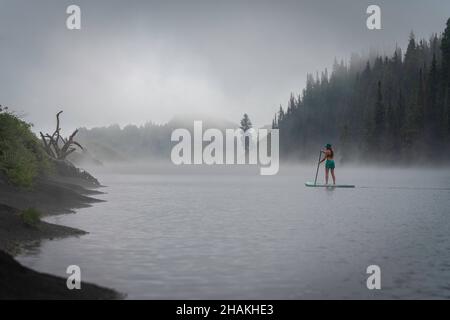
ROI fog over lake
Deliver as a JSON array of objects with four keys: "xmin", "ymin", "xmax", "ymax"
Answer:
[
  {"xmin": 18, "ymin": 165, "xmax": 450, "ymax": 299},
  {"xmin": 2, "ymin": 0, "xmax": 450, "ymax": 302},
  {"xmin": 2, "ymin": 0, "xmax": 450, "ymax": 131}
]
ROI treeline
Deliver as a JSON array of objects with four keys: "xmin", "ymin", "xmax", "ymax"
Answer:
[
  {"xmin": 273, "ymin": 19, "xmax": 450, "ymax": 164},
  {"xmin": 72, "ymin": 115, "xmax": 238, "ymax": 164},
  {"xmin": 74, "ymin": 122, "xmax": 173, "ymax": 164}
]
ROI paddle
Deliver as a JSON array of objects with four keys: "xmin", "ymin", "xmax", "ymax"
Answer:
[{"xmin": 314, "ymin": 149, "xmax": 322, "ymax": 186}]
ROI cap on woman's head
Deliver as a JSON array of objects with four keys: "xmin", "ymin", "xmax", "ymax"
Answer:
[{"xmin": 325, "ymin": 143, "xmax": 332, "ymax": 149}]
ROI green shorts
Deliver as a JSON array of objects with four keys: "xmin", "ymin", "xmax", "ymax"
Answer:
[{"xmin": 325, "ymin": 159, "xmax": 335, "ymax": 169}]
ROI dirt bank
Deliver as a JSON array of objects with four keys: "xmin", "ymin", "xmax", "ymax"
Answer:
[
  {"xmin": 0, "ymin": 250, "xmax": 121, "ymax": 299},
  {"xmin": 0, "ymin": 168, "xmax": 122, "ymax": 299}
]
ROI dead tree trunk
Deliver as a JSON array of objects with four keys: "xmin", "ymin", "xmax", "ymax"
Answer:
[{"xmin": 40, "ymin": 111, "xmax": 83, "ymax": 160}]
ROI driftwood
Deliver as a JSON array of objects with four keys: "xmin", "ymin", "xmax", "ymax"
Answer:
[{"xmin": 40, "ymin": 111, "xmax": 83, "ymax": 160}]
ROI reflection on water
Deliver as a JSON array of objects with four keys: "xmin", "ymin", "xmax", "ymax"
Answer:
[{"xmin": 17, "ymin": 166, "xmax": 450, "ymax": 299}]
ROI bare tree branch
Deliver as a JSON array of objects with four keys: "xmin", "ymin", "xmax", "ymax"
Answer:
[
  {"xmin": 71, "ymin": 141, "xmax": 84, "ymax": 150},
  {"xmin": 40, "ymin": 132, "xmax": 56, "ymax": 158},
  {"xmin": 40, "ymin": 111, "xmax": 84, "ymax": 160}
]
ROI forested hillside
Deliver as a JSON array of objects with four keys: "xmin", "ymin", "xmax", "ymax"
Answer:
[{"xmin": 274, "ymin": 19, "xmax": 450, "ymax": 164}]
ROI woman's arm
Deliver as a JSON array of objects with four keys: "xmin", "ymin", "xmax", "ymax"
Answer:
[{"xmin": 319, "ymin": 150, "xmax": 326, "ymax": 163}]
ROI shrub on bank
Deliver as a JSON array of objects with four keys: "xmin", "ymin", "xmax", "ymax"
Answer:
[
  {"xmin": 19, "ymin": 208, "xmax": 42, "ymax": 228},
  {"xmin": 0, "ymin": 107, "xmax": 51, "ymax": 188}
]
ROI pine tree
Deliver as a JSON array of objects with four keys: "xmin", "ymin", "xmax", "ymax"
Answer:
[
  {"xmin": 373, "ymin": 81, "xmax": 385, "ymax": 150},
  {"xmin": 441, "ymin": 18, "xmax": 450, "ymax": 85},
  {"xmin": 427, "ymin": 54, "xmax": 439, "ymax": 139},
  {"xmin": 240, "ymin": 113, "xmax": 253, "ymax": 155},
  {"xmin": 416, "ymin": 68, "xmax": 425, "ymax": 133},
  {"xmin": 441, "ymin": 18, "xmax": 450, "ymax": 135},
  {"xmin": 278, "ymin": 106, "xmax": 285, "ymax": 123},
  {"xmin": 240, "ymin": 114, "xmax": 252, "ymax": 132}
]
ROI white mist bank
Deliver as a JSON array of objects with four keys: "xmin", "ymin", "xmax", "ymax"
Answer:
[{"xmin": 78, "ymin": 161, "xmax": 450, "ymax": 188}]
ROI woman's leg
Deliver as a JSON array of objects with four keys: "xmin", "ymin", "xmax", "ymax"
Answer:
[
  {"xmin": 325, "ymin": 168, "xmax": 329, "ymax": 184},
  {"xmin": 331, "ymin": 168, "xmax": 336, "ymax": 185}
]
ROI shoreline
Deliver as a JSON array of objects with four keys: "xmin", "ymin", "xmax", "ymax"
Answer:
[{"xmin": 0, "ymin": 171, "xmax": 123, "ymax": 300}]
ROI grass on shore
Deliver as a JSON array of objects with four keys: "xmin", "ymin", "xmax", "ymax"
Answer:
[{"xmin": 19, "ymin": 208, "xmax": 42, "ymax": 228}]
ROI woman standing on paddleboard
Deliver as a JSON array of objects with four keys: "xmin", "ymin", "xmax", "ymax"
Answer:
[{"xmin": 319, "ymin": 144, "xmax": 336, "ymax": 185}]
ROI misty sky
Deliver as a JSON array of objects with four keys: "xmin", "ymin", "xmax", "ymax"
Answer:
[{"xmin": 1, "ymin": 0, "xmax": 450, "ymax": 132}]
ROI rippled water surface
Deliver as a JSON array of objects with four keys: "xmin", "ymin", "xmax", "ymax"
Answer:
[{"xmin": 17, "ymin": 166, "xmax": 450, "ymax": 299}]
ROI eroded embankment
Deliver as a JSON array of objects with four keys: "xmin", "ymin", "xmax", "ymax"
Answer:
[{"xmin": 0, "ymin": 171, "xmax": 122, "ymax": 299}]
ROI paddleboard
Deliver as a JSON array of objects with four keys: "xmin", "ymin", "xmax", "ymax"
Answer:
[{"xmin": 305, "ymin": 182, "xmax": 355, "ymax": 188}]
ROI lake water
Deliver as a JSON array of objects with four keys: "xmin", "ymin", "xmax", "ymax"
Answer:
[{"xmin": 17, "ymin": 165, "xmax": 450, "ymax": 299}]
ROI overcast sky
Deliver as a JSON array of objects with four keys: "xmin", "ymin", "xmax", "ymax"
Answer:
[{"xmin": 1, "ymin": 0, "xmax": 450, "ymax": 132}]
